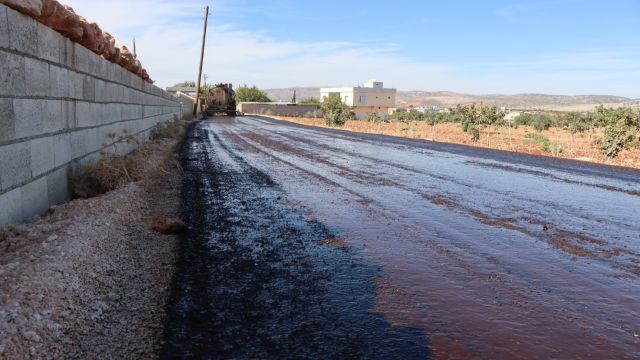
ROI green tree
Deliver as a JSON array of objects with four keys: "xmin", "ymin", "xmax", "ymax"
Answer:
[
  {"xmin": 235, "ymin": 85, "xmax": 271, "ymax": 103},
  {"xmin": 454, "ymin": 104, "xmax": 505, "ymax": 142},
  {"xmin": 321, "ymin": 95, "xmax": 351, "ymax": 126},
  {"xmin": 593, "ymin": 106, "xmax": 640, "ymax": 158}
]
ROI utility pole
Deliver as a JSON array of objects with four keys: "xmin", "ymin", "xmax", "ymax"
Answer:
[
  {"xmin": 194, "ymin": 5, "xmax": 210, "ymax": 117},
  {"xmin": 133, "ymin": 37, "xmax": 137, "ymax": 58}
]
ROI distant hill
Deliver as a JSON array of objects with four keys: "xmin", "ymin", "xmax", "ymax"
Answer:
[
  {"xmin": 264, "ymin": 87, "xmax": 322, "ymax": 102},
  {"xmin": 264, "ymin": 87, "xmax": 632, "ymax": 111}
]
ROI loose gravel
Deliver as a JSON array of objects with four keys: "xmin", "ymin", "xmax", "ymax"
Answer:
[{"xmin": 0, "ymin": 151, "xmax": 181, "ymax": 359}]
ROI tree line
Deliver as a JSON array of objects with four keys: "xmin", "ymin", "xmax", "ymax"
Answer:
[{"xmin": 389, "ymin": 105, "xmax": 640, "ymax": 158}]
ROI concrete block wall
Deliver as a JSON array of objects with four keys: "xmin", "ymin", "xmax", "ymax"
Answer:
[
  {"xmin": 238, "ymin": 103, "xmax": 319, "ymax": 117},
  {"xmin": 0, "ymin": 4, "xmax": 193, "ymax": 226}
]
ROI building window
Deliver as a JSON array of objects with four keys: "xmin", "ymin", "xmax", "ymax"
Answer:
[{"xmin": 359, "ymin": 95, "xmax": 366, "ymax": 104}]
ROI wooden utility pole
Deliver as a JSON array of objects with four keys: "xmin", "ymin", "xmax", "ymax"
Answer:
[{"xmin": 193, "ymin": 5, "xmax": 210, "ymax": 117}]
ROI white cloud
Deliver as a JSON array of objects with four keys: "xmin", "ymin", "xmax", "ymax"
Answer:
[{"xmin": 60, "ymin": 0, "xmax": 640, "ymax": 98}]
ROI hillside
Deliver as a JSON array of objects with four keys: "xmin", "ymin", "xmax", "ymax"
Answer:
[{"xmin": 264, "ymin": 87, "xmax": 634, "ymax": 111}]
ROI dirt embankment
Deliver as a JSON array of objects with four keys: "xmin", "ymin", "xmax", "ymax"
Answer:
[
  {"xmin": 0, "ymin": 121, "xmax": 189, "ymax": 358},
  {"xmin": 271, "ymin": 116, "xmax": 640, "ymax": 169}
]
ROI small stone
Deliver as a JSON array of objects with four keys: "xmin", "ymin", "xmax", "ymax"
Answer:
[
  {"xmin": 47, "ymin": 235, "xmax": 59, "ymax": 241},
  {"xmin": 23, "ymin": 331, "xmax": 41, "ymax": 343},
  {"xmin": 151, "ymin": 216, "xmax": 186, "ymax": 235}
]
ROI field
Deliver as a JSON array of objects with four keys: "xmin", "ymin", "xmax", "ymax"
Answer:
[{"xmin": 271, "ymin": 116, "xmax": 640, "ymax": 169}]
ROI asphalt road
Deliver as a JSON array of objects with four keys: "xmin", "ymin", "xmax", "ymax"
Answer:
[{"xmin": 164, "ymin": 116, "xmax": 640, "ymax": 359}]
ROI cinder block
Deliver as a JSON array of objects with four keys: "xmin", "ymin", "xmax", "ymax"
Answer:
[
  {"xmin": 69, "ymin": 128, "xmax": 98, "ymax": 159},
  {"xmin": 0, "ymin": 142, "xmax": 31, "ymax": 191},
  {"xmin": 46, "ymin": 165, "xmax": 70, "ymax": 206},
  {"xmin": 30, "ymin": 136, "xmax": 55, "ymax": 177},
  {"xmin": 42, "ymin": 100, "xmax": 67, "ymax": 134},
  {"xmin": 6, "ymin": 5, "xmax": 37, "ymax": 56},
  {"xmin": 0, "ymin": 188, "xmax": 21, "ymax": 226},
  {"xmin": 36, "ymin": 22, "xmax": 65, "ymax": 64},
  {"xmin": 69, "ymin": 71, "xmax": 83, "ymax": 99},
  {"xmin": 49, "ymin": 65, "xmax": 70, "ymax": 98},
  {"xmin": 65, "ymin": 39, "xmax": 75, "ymax": 68},
  {"xmin": 52, "ymin": 133, "xmax": 71, "ymax": 167},
  {"xmin": 65, "ymin": 100, "xmax": 75, "ymax": 128},
  {"xmin": 109, "ymin": 103, "xmax": 122, "ymax": 122},
  {"xmin": 20, "ymin": 177, "xmax": 49, "ymax": 219},
  {"xmin": 95, "ymin": 58, "xmax": 107, "ymax": 79},
  {"xmin": 69, "ymin": 129, "xmax": 86, "ymax": 159},
  {"xmin": 82, "ymin": 75, "xmax": 95, "ymax": 101},
  {"xmin": 122, "ymin": 104, "xmax": 141, "ymax": 120},
  {"xmin": 94, "ymin": 79, "xmax": 106, "ymax": 100},
  {"xmin": 0, "ymin": 49, "xmax": 26, "ymax": 96},
  {"xmin": 104, "ymin": 62, "xmax": 114, "ymax": 81},
  {"xmin": 77, "ymin": 151, "xmax": 100, "ymax": 167},
  {"xmin": 86, "ymin": 49, "xmax": 98, "ymax": 75},
  {"xmin": 0, "ymin": 5, "xmax": 8, "ymax": 48},
  {"xmin": 13, "ymin": 98, "xmax": 44, "ymax": 139},
  {"xmin": 106, "ymin": 82, "xmax": 117, "ymax": 102},
  {"xmin": 75, "ymin": 101, "xmax": 95, "ymax": 127},
  {"xmin": 85, "ymin": 128, "xmax": 100, "ymax": 154},
  {"xmin": 0, "ymin": 98, "xmax": 15, "ymax": 143},
  {"xmin": 24, "ymin": 57, "xmax": 50, "ymax": 96},
  {"xmin": 74, "ymin": 44, "xmax": 90, "ymax": 73}
]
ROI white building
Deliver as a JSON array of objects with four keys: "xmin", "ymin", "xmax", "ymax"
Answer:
[{"xmin": 320, "ymin": 80, "xmax": 396, "ymax": 120}]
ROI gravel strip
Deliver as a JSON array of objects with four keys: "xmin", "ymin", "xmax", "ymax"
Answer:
[{"xmin": 0, "ymin": 151, "xmax": 181, "ymax": 358}]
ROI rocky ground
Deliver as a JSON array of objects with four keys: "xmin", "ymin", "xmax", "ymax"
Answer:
[{"xmin": 0, "ymin": 135, "xmax": 183, "ymax": 358}]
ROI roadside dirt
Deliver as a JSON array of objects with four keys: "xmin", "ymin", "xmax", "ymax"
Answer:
[
  {"xmin": 0, "ymin": 129, "xmax": 184, "ymax": 358},
  {"xmin": 271, "ymin": 116, "xmax": 640, "ymax": 169}
]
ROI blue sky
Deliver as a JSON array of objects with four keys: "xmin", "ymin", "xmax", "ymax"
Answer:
[{"xmin": 64, "ymin": 0, "xmax": 640, "ymax": 97}]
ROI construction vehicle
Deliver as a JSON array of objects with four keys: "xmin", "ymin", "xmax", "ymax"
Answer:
[{"xmin": 204, "ymin": 83, "xmax": 237, "ymax": 116}]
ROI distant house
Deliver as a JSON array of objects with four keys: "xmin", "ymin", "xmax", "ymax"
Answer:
[
  {"xmin": 320, "ymin": 80, "xmax": 396, "ymax": 120},
  {"xmin": 166, "ymin": 86, "xmax": 198, "ymax": 99}
]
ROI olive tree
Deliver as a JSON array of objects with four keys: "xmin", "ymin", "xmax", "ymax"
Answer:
[
  {"xmin": 320, "ymin": 95, "xmax": 350, "ymax": 126},
  {"xmin": 235, "ymin": 85, "xmax": 271, "ymax": 104},
  {"xmin": 593, "ymin": 106, "xmax": 640, "ymax": 158}
]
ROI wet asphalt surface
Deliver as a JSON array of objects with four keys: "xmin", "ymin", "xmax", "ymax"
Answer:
[
  {"xmin": 162, "ymin": 121, "xmax": 428, "ymax": 359},
  {"xmin": 163, "ymin": 117, "xmax": 640, "ymax": 359}
]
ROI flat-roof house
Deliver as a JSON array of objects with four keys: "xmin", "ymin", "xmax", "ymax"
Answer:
[{"xmin": 320, "ymin": 80, "xmax": 396, "ymax": 120}]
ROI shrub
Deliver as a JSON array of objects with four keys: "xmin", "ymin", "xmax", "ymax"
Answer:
[
  {"xmin": 303, "ymin": 109, "xmax": 323, "ymax": 119},
  {"xmin": 300, "ymin": 97, "xmax": 321, "ymax": 105},
  {"xmin": 470, "ymin": 127, "xmax": 480, "ymax": 142},
  {"xmin": 321, "ymin": 95, "xmax": 350, "ymax": 126},
  {"xmin": 560, "ymin": 112, "xmax": 592, "ymax": 134},
  {"xmin": 532, "ymin": 114, "xmax": 554, "ymax": 132},
  {"xmin": 514, "ymin": 113, "xmax": 555, "ymax": 131},
  {"xmin": 593, "ymin": 106, "xmax": 640, "ymax": 158},
  {"xmin": 235, "ymin": 85, "xmax": 271, "ymax": 103},
  {"xmin": 72, "ymin": 120, "xmax": 187, "ymax": 198},
  {"xmin": 367, "ymin": 112, "xmax": 382, "ymax": 123}
]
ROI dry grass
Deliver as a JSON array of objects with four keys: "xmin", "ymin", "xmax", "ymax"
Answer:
[
  {"xmin": 72, "ymin": 120, "xmax": 189, "ymax": 198},
  {"xmin": 272, "ymin": 116, "xmax": 640, "ymax": 169}
]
